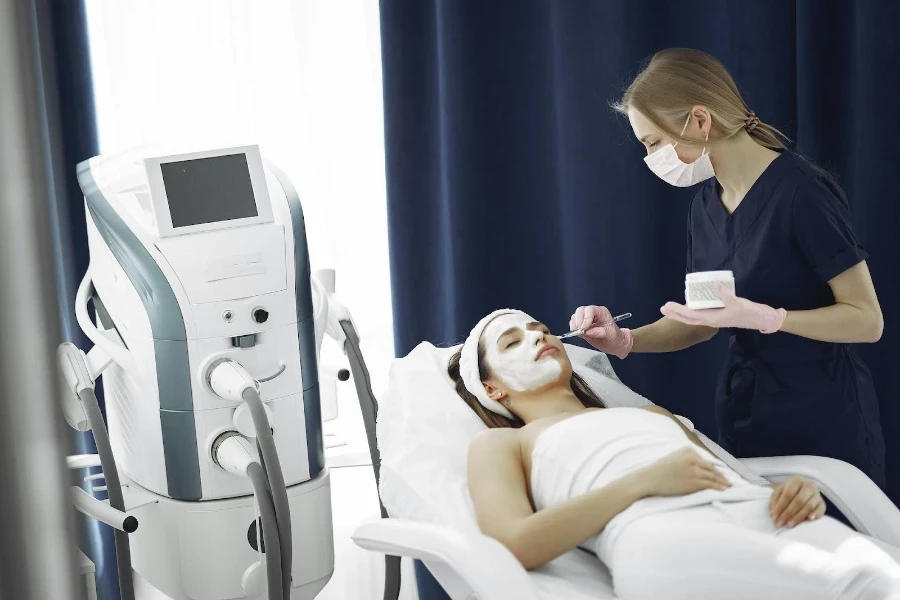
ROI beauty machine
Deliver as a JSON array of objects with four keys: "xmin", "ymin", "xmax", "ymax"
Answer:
[{"xmin": 59, "ymin": 145, "xmax": 345, "ymax": 600}]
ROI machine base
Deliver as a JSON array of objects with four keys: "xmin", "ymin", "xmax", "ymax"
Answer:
[
  {"xmin": 127, "ymin": 469, "xmax": 334, "ymax": 600},
  {"xmin": 134, "ymin": 570, "xmax": 330, "ymax": 600}
]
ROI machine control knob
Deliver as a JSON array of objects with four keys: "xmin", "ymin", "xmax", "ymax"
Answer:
[{"xmin": 252, "ymin": 307, "xmax": 269, "ymax": 324}]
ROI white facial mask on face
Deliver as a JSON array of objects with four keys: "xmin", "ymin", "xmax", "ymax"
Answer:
[
  {"xmin": 643, "ymin": 114, "xmax": 715, "ymax": 187},
  {"xmin": 482, "ymin": 313, "xmax": 562, "ymax": 392}
]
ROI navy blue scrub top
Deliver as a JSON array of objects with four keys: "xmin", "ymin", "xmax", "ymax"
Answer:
[{"xmin": 688, "ymin": 151, "xmax": 886, "ymax": 488}]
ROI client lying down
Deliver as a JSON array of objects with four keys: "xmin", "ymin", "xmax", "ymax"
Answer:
[{"xmin": 447, "ymin": 309, "xmax": 900, "ymax": 600}]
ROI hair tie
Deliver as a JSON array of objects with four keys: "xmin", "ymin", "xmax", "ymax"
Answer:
[{"xmin": 744, "ymin": 111, "xmax": 760, "ymax": 133}]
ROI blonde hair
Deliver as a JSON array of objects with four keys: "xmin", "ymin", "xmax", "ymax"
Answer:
[{"xmin": 614, "ymin": 48, "xmax": 789, "ymax": 151}]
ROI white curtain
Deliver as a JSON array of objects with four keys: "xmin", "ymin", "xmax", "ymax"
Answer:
[
  {"xmin": 85, "ymin": 0, "xmax": 394, "ymax": 399},
  {"xmin": 85, "ymin": 2, "xmax": 400, "ymax": 598}
]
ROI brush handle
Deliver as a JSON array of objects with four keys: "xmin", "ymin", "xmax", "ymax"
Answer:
[{"xmin": 559, "ymin": 313, "xmax": 632, "ymax": 339}]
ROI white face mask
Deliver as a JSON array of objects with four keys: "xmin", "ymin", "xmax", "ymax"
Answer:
[
  {"xmin": 482, "ymin": 313, "xmax": 562, "ymax": 392},
  {"xmin": 643, "ymin": 114, "xmax": 715, "ymax": 187}
]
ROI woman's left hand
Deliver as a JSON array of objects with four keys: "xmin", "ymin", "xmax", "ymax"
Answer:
[
  {"xmin": 661, "ymin": 284, "xmax": 787, "ymax": 334},
  {"xmin": 768, "ymin": 476, "xmax": 827, "ymax": 528}
]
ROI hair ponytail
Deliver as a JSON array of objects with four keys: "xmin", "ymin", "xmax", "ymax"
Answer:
[{"xmin": 746, "ymin": 119, "xmax": 790, "ymax": 151}]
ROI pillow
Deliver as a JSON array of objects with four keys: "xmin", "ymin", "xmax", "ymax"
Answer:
[{"xmin": 376, "ymin": 342, "xmax": 483, "ymax": 532}]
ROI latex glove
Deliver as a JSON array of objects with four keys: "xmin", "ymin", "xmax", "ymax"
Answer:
[
  {"xmin": 661, "ymin": 284, "xmax": 787, "ymax": 334},
  {"xmin": 568, "ymin": 305, "xmax": 634, "ymax": 359}
]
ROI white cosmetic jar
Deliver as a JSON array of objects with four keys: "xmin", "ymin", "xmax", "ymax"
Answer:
[{"xmin": 685, "ymin": 271, "xmax": 735, "ymax": 309}]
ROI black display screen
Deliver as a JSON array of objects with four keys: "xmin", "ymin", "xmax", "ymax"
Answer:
[{"xmin": 161, "ymin": 154, "xmax": 258, "ymax": 228}]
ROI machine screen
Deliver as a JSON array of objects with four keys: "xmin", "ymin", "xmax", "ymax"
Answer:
[{"xmin": 161, "ymin": 154, "xmax": 258, "ymax": 228}]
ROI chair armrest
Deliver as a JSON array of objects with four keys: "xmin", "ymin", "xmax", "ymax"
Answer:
[
  {"xmin": 352, "ymin": 519, "xmax": 540, "ymax": 600},
  {"xmin": 743, "ymin": 455, "xmax": 900, "ymax": 547}
]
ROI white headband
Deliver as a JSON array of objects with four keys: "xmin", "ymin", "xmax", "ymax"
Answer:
[{"xmin": 459, "ymin": 308, "xmax": 530, "ymax": 420}]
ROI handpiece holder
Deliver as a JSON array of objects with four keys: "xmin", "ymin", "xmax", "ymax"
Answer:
[
  {"xmin": 65, "ymin": 455, "xmax": 140, "ymax": 533},
  {"xmin": 314, "ymin": 268, "xmax": 357, "ymax": 352},
  {"xmin": 70, "ymin": 486, "xmax": 138, "ymax": 533},
  {"xmin": 59, "ymin": 344, "xmax": 140, "ymax": 533},
  {"xmin": 75, "ymin": 272, "xmax": 139, "ymax": 377}
]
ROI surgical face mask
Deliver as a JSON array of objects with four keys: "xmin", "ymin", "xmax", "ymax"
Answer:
[
  {"xmin": 482, "ymin": 313, "xmax": 562, "ymax": 392},
  {"xmin": 643, "ymin": 114, "xmax": 715, "ymax": 187}
]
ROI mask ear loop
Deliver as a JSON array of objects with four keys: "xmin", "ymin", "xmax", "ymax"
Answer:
[
  {"xmin": 679, "ymin": 113, "xmax": 710, "ymax": 156},
  {"xmin": 673, "ymin": 113, "xmax": 692, "ymax": 149},
  {"xmin": 703, "ymin": 124, "xmax": 710, "ymax": 157}
]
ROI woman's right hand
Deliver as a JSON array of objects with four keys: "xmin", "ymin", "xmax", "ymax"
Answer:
[
  {"xmin": 637, "ymin": 448, "xmax": 731, "ymax": 497},
  {"xmin": 568, "ymin": 305, "xmax": 634, "ymax": 359}
]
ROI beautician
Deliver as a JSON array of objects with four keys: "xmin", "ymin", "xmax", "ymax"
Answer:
[{"xmin": 570, "ymin": 48, "xmax": 886, "ymax": 488}]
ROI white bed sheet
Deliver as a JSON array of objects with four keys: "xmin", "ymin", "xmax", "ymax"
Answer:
[{"xmin": 530, "ymin": 552, "xmax": 615, "ymax": 599}]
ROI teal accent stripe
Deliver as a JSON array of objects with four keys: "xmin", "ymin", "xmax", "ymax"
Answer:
[
  {"xmin": 77, "ymin": 160, "xmax": 202, "ymax": 501},
  {"xmin": 267, "ymin": 163, "xmax": 325, "ymax": 478}
]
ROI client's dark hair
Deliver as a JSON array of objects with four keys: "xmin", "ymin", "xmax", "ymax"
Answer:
[{"xmin": 448, "ymin": 343, "xmax": 605, "ymax": 429}]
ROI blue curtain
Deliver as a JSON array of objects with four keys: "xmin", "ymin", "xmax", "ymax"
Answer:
[
  {"xmin": 380, "ymin": 2, "xmax": 900, "ymax": 593},
  {"xmin": 36, "ymin": 0, "xmax": 113, "ymax": 597}
]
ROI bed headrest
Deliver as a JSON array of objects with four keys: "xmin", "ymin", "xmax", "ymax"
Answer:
[{"xmin": 375, "ymin": 342, "xmax": 653, "ymax": 532}]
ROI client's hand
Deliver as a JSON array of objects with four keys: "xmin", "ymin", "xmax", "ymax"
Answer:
[
  {"xmin": 768, "ymin": 476, "xmax": 826, "ymax": 528},
  {"xmin": 569, "ymin": 305, "xmax": 634, "ymax": 359},
  {"xmin": 639, "ymin": 448, "xmax": 731, "ymax": 497}
]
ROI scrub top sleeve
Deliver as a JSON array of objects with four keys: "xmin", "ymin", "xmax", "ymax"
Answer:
[{"xmin": 791, "ymin": 177, "xmax": 869, "ymax": 283}]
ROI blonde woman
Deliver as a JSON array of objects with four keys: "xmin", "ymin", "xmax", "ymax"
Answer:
[{"xmin": 570, "ymin": 48, "xmax": 885, "ymax": 489}]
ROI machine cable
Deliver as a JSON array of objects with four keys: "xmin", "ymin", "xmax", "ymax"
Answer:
[
  {"xmin": 213, "ymin": 432, "xmax": 284, "ymax": 600},
  {"xmin": 243, "ymin": 386, "xmax": 292, "ymax": 599},
  {"xmin": 247, "ymin": 462, "xmax": 283, "ymax": 600},
  {"xmin": 338, "ymin": 319, "xmax": 402, "ymax": 600},
  {"xmin": 208, "ymin": 359, "xmax": 293, "ymax": 598},
  {"xmin": 79, "ymin": 386, "xmax": 136, "ymax": 600}
]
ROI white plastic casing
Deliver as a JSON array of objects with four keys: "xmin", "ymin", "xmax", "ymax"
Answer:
[
  {"xmin": 82, "ymin": 146, "xmax": 334, "ymax": 600},
  {"xmin": 84, "ymin": 149, "xmax": 314, "ymax": 501},
  {"xmin": 58, "ymin": 343, "xmax": 92, "ymax": 432},
  {"xmin": 127, "ymin": 471, "xmax": 334, "ymax": 600}
]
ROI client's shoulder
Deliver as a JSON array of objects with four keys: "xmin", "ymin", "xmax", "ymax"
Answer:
[
  {"xmin": 470, "ymin": 427, "xmax": 520, "ymax": 451},
  {"xmin": 469, "ymin": 427, "xmax": 523, "ymax": 461}
]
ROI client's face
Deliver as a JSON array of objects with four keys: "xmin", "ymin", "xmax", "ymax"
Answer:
[{"xmin": 482, "ymin": 313, "xmax": 570, "ymax": 393}]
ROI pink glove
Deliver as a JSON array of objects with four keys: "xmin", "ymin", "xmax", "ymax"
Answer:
[
  {"xmin": 661, "ymin": 284, "xmax": 787, "ymax": 334},
  {"xmin": 568, "ymin": 305, "xmax": 634, "ymax": 359}
]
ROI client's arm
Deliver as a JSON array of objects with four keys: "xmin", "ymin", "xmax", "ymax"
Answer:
[
  {"xmin": 467, "ymin": 429, "xmax": 729, "ymax": 570},
  {"xmin": 643, "ymin": 406, "xmax": 828, "ymax": 527},
  {"xmin": 631, "ymin": 316, "xmax": 717, "ymax": 353},
  {"xmin": 468, "ymin": 429, "xmax": 645, "ymax": 570}
]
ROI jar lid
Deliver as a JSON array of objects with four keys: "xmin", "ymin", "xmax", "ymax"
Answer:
[{"xmin": 686, "ymin": 270, "xmax": 734, "ymax": 282}]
